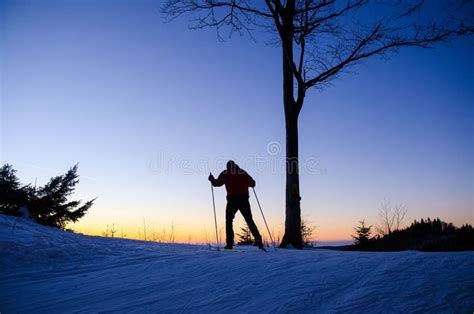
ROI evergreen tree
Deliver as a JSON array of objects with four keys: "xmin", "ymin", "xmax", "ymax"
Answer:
[
  {"xmin": 0, "ymin": 164, "xmax": 28, "ymax": 216},
  {"xmin": 301, "ymin": 220, "xmax": 314, "ymax": 247},
  {"xmin": 352, "ymin": 220, "xmax": 372, "ymax": 247},
  {"xmin": 237, "ymin": 224, "xmax": 254, "ymax": 246},
  {"xmin": 0, "ymin": 163, "xmax": 94, "ymax": 229},
  {"xmin": 359, "ymin": 217, "xmax": 473, "ymax": 251},
  {"xmin": 29, "ymin": 164, "xmax": 95, "ymax": 228}
]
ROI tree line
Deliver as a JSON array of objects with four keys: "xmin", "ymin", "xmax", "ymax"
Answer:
[{"xmin": 352, "ymin": 217, "xmax": 474, "ymax": 251}]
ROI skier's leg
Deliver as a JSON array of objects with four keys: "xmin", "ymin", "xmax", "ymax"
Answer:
[
  {"xmin": 240, "ymin": 198, "xmax": 262, "ymax": 245},
  {"xmin": 225, "ymin": 200, "xmax": 238, "ymax": 248}
]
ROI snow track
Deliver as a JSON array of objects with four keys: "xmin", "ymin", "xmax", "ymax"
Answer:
[{"xmin": 1, "ymin": 215, "xmax": 473, "ymax": 313}]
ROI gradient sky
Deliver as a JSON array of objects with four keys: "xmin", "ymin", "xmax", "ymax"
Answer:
[{"xmin": 1, "ymin": 0, "xmax": 473, "ymax": 242}]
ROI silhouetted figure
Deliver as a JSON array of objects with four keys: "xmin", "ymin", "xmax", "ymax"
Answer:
[{"xmin": 209, "ymin": 160, "xmax": 263, "ymax": 250}]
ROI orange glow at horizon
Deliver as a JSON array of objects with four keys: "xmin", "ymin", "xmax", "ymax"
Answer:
[
  {"xmin": 69, "ymin": 215, "xmax": 353, "ymax": 244},
  {"xmin": 68, "ymin": 200, "xmax": 474, "ymax": 245}
]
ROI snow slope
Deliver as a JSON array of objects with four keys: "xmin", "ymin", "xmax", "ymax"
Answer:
[{"xmin": 1, "ymin": 215, "xmax": 473, "ymax": 313}]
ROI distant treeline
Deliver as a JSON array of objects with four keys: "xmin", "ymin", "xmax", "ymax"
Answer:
[{"xmin": 351, "ymin": 218, "xmax": 474, "ymax": 251}]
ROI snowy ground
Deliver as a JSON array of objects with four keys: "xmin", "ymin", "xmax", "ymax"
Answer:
[{"xmin": 1, "ymin": 215, "xmax": 473, "ymax": 313}]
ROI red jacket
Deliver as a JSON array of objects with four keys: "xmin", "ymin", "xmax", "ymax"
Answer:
[{"xmin": 211, "ymin": 169, "xmax": 255, "ymax": 196}]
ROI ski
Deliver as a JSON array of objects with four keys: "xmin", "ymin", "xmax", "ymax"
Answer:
[
  {"xmin": 208, "ymin": 244, "xmax": 270, "ymax": 252},
  {"xmin": 209, "ymin": 246, "xmax": 243, "ymax": 252}
]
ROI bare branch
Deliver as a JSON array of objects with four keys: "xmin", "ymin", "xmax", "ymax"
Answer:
[
  {"xmin": 163, "ymin": 0, "xmax": 474, "ymax": 103},
  {"xmin": 294, "ymin": 0, "xmax": 367, "ymax": 34},
  {"xmin": 376, "ymin": 199, "xmax": 408, "ymax": 236},
  {"xmin": 163, "ymin": 0, "xmax": 273, "ymax": 19},
  {"xmin": 265, "ymin": 0, "xmax": 284, "ymax": 31},
  {"xmin": 294, "ymin": 0, "xmax": 336, "ymax": 15},
  {"xmin": 305, "ymin": 20, "xmax": 474, "ymax": 88},
  {"xmin": 162, "ymin": 0, "xmax": 274, "ymax": 39},
  {"xmin": 397, "ymin": 0, "xmax": 425, "ymax": 19}
]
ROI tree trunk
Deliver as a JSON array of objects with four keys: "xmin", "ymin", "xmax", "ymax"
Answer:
[
  {"xmin": 280, "ymin": 114, "xmax": 303, "ymax": 248},
  {"xmin": 279, "ymin": 4, "xmax": 303, "ymax": 248}
]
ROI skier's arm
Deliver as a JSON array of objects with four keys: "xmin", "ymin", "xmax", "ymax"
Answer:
[
  {"xmin": 246, "ymin": 173, "xmax": 256, "ymax": 188},
  {"xmin": 209, "ymin": 172, "xmax": 225, "ymax": 187}
]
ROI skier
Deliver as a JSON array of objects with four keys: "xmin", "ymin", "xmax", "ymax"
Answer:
[{"xmin": 208, "ymin": 160, "xmax": 263, "ymax": 250}]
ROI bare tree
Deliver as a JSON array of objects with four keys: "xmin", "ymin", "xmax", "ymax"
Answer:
[
  {"xmin": 102, "ymin": 223, "xmax": 117, "ymax": 237},
  {"xmin": 140, "ymin": 217, "xmax": 153, "ymax": 241},
  {"xmin": 301, "ymin": 219, "xmax": 315, "ymax": 247},
  {"xmin": 109, "ymin": 223, "xmax": 117, "ymax": 238},
  {"xmin": 162, "ymin": 0, "xmax": 473, "ymax": 248},
  {"xmin": 393, "ymin": 203, "xmax": 407, "ymax": 231},
  {"xmin": 150, "ymin": 227, "xmax": 160, "ymax": 242},
  {"xmin": 102, "ymin": 224, "xmax": 110, "ymax": 237},
  {"xmin": 168, "ymin": 222, "xmax": 176, "ymax": 243},
  {"xmin": 150, "ymin": 226, "xmax": 165, "ymax": 242},
  {"xmin": 375, "ymin": 199, "xmax": 407, "ymax": 235}
]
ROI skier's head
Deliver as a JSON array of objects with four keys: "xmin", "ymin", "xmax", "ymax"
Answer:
[{"xmin": 226, "ymin": 160, "xmax": 239, "ymax": 173}]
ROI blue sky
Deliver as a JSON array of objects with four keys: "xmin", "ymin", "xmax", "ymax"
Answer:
[{"xmin": 1, "ymin": 0, "xmax": 472, "ymax": 241}]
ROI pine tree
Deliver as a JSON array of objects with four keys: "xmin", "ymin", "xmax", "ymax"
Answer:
[
  {"xmin": 0, "ymin": 163, "xmax": 94, "ymax": 229},
  {"xmin": 237, "ymin": 224, "xmax": 254, "ymax": 246},
  {"xmin": 352, "ymin": 220, "xmax": 372, "ymax": 248},
  {"xmin": 29, "ymin": 164, "xmax": 95, "ymax": 228},
  {"xmin": 301, "ymin": 220, "xmax": 314, "ymax": 247},
  {"xmin": 0, "ymin": 164, "xmax": 29, "ymax": 216}
]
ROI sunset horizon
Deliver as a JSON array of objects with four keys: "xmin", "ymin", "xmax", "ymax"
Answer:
[{"xmin": 2, "ymin": 0, "xmax": 473, "ymax": 246}]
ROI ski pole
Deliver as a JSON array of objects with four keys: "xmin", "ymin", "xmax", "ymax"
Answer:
[
  {"xmin": 210, "ymin": 183, "xmax": 220, "ymax": 251},
  {"xmin": 252, "ymin": 187, "xmax": 275, "ymax": 248}
]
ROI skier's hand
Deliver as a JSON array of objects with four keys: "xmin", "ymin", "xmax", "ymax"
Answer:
[{"xmin": 208, "ymin": 173, "xmax": 215, "ymax": 182}]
